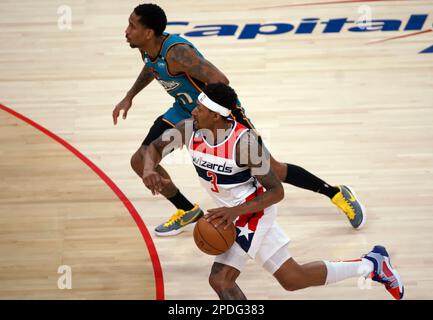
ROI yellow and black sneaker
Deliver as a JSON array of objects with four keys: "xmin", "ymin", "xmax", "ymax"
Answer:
[
  {"xmin": 154, "ymin": 204, "xmax": 204, "ymax": 237},
  {"xmin": 331, "ymin": 185, "xmax": 366, "ymax": 229}
]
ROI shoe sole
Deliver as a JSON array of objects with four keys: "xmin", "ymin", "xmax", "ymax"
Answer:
[
  {"xmin": 154, "ymin": 221, "xmax": 196, "ymax": 237},
  {"xmin": 344, "ymin": 185, "xmax": 367, "ymax": 230},
  {"xmin": 390, "ymin": 266, "xmax": 404, "ymax": 300},
  {"xmin": 383, "ymin": 255, "xmax": 404, "ymax": 300}
]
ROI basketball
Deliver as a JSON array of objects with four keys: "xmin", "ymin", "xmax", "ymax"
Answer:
[{"xmin": 193, "ymin": 217, "xmax": 237, "ymax": 255}]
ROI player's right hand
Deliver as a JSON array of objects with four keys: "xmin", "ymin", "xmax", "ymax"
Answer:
[
  {"xmin": 112, "ymin": 96, "xmax": 133, "ymax": 125},
  {"xmin": 142, "ymin": 170, "xmax": 170, "ymax": 195}
]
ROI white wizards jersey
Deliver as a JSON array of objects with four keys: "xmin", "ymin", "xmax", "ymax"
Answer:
[
  {"xmin": 187, "ymin": 120, "xmax": 258, "ymax": 207},
  {"xmin": 187, "ymin": 120, "xmax": 278, "ymax": 258}
]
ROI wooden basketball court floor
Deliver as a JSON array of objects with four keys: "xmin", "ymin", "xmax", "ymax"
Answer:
[{"xmin": 1, "ymin": 0, "xmax": 432, "ymax": 299}]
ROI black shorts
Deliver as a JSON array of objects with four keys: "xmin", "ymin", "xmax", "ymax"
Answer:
[{"xmin": 142, "ymin": 115, "xmax": 175, "ymax": 146}]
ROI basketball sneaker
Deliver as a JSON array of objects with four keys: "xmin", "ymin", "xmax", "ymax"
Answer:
[
  {"xmin": 331, "ymin": 185, "xmax": 366, "ymax": 229},
  {"xmin": 363, "ymin": 245, "xmax": 404, "ymax": 300},
  {"xmin": 154, "ymin": 204, "xmax": 204, "ymax": 237}
]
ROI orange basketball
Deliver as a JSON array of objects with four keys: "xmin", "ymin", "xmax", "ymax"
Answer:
[{"xmin": 193, "ymin": 217, "xmax": 237, "ymax": 255}]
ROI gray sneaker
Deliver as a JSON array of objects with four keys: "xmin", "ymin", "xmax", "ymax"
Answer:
[{"xmin": 154, "ymin": 204, "xmax": 204, "ymax": 237}]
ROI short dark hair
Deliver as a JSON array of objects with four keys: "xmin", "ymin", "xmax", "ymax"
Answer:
[
  {"xmin": 134, "ymin": 3, "xmax": 167, "ymax": 36},
  {"xmin": 202, "ymin": 83, "xmax": 238, "ymax": 115}
]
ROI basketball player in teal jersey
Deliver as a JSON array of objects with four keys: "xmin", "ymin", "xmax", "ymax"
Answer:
[{"xmin": 112, "ymin": 3, "xmax": 365, "ymax": 236}]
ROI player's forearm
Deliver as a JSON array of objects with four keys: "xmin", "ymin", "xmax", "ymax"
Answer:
[
  {"xmin": 234, "ymin": 186, "xmax": 284, "ymax": 216},
  {"xmin": 143, "ymin": 143, "xmax": 163, "ymax": 172},
  {"xmin": 142, "ymin": 121, "xmax": 187, "ymax": 175},
  {"xmin": 126, "ymin": 66, "xmax": 154, "ymax": 99}
]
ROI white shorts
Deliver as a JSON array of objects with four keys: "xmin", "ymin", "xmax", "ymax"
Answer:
[{"xmin": 214, "ymin": 222, "xmax": 290, "ymax": 274}]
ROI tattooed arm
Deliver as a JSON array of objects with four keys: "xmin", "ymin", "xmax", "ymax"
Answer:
[
  {"xmin": 126, "ymin": 65, "xmax": 155, "ymax": 99},
  {"xmin": 234, "ymin": 130, "xmax": 285, "ymax": 214},
  {"xmin": 166, "ymin": 43, "xmax": 229, "ymax": 84},
  {"xmin": 206, "ymin": 130, "xmax": 284, "ymax": 228},
  {"xmin": 112, "ymin": 65, "xmax": 154, "ymax": 125},
  {"xmin": 142, "ymin": 119, "xmax": 193, "ymax": 194}
]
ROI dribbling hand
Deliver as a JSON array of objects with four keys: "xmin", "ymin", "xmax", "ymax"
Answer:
[{"xmin": 205, "ymin": 207, "xmax": 240, "ymax": 230}]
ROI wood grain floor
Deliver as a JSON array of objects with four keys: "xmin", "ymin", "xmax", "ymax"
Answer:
[{"xmin": 0, "ymin": 110, "xmax": 156, "ymax": 299}]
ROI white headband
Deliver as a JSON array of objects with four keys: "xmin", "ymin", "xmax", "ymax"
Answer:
[{"xmin": 197, "ymin": 92, "xmax": 231, "ymax": 117}]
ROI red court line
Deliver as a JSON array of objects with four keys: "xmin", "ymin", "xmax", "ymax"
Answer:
[
  {"xmin": 0, "ymin": 103, "xmax": 164, "ymax": 300},
  {"xmin": 253, "ymin": 0, "xmax": 404, "ymax": 9},
  {"xmin": 367, "ymin": 29, "xmax": 433, "ymax": 45}
]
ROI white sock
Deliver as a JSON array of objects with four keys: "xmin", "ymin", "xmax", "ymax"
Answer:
[{"xmin": 323, "ymin": 259, "xmax": 374, "ymax": 285}]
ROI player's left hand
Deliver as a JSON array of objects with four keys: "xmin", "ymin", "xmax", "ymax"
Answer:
[{"xmin": 205, "ymin": 207, "xmax": 240, "ymax": 229}]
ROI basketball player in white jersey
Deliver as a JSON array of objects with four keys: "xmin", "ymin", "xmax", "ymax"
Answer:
[{"xmin": 142, "ymin": 83, "xmax": 404, "ymax": 300}]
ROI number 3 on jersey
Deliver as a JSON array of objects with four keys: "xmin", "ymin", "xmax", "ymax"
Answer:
[{"xmin": 207, "ymin": 171, "xmax": 219, "ymax": 193}]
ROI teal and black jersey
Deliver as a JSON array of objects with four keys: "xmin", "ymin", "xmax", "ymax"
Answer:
[
  {"xmin": 141, "ymin": 32, "xmax": 251, "ymax": 129},
  {"xmin": 141, "ymin": 33, "xmax": 206, "ymax": 125}
]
